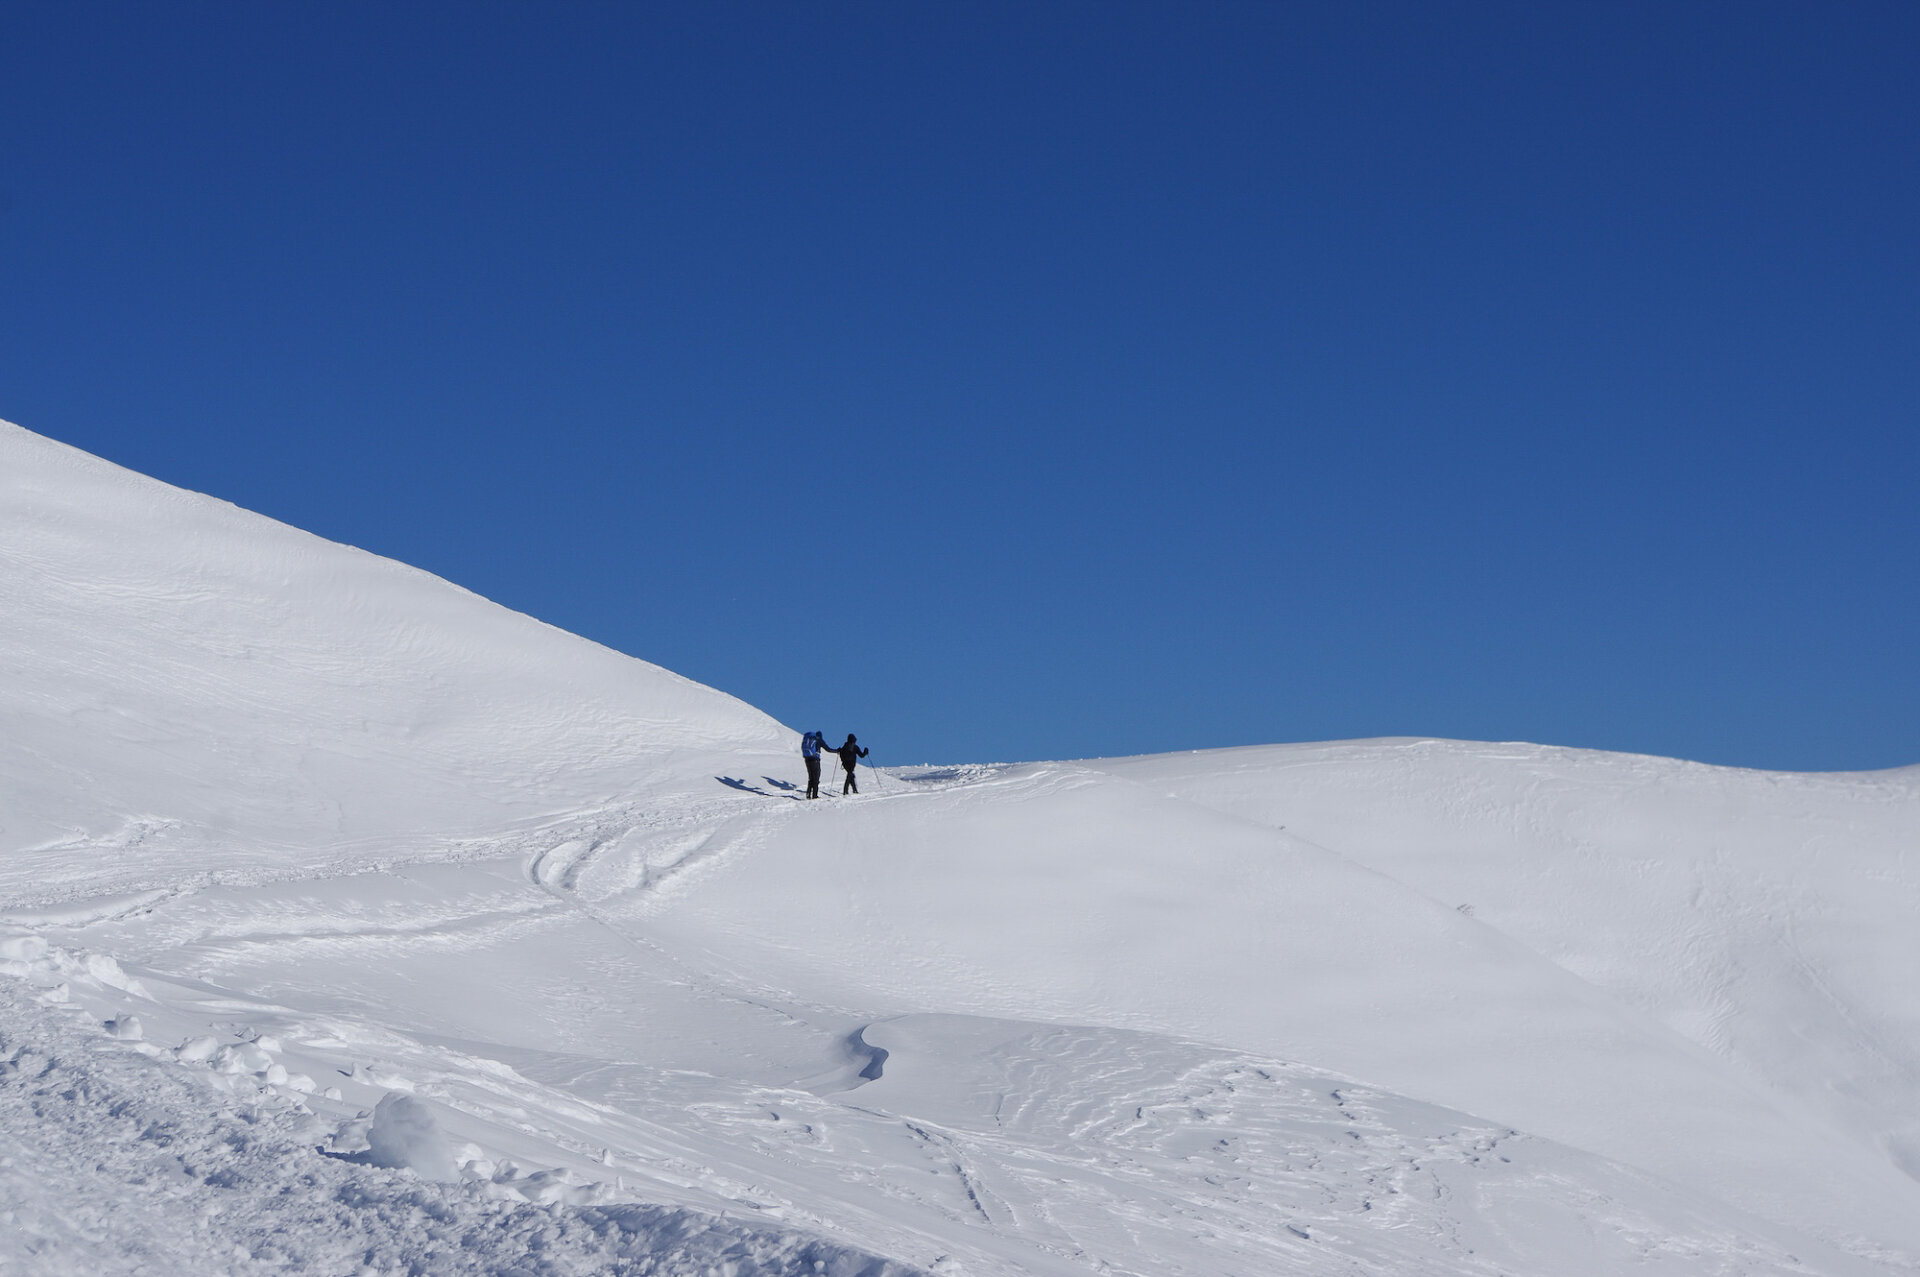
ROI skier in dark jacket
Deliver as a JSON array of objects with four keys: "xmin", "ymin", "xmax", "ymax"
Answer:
[
  {"xmin": 800, "ymin": 730, "xmax": 829, "ymax": 799},
  {"xmin": 835, "ymin": 734, "xmax": 869, "ymax": 794}
]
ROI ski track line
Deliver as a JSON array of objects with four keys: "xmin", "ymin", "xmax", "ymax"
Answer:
[
  {"xmin": 3, "ymin": 763, "xmax": 1025, "ymax": 923},
  {"xmin": 180, "ymin": 902, "xmax": 569, "ymax": 956}
]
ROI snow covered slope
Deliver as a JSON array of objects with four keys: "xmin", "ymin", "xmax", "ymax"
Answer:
[
  {"xmin": 0, "ymin": 419, "xmax": 785, "ymax": 903},
  {"xmin": 3, "ymin": 418, "xmax": 1917, "ymax": 1276},
  {"xmin": 1092, "ymin": 741, "xmax": 1920, "ymax": 1193}
]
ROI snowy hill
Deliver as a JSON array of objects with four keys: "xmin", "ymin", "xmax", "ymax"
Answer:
[
  {"xmin": 3, "ymin": 417, "xmax": 1918, "ymax": 1276},
  {"xmin": 0, "ymin": 420, "xmax": 785, "ymax": 904},
  {"xmin": 1095, "ymin": 741, "xmax": 1920, "ymax": 1196}
]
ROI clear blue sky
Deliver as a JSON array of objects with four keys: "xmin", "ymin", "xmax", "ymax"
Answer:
[{"xmin": 3, "ymin": 2, "xmax": 1915, "ymax": 770}]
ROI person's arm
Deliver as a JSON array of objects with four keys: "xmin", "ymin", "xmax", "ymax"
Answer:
[{"xmin": 858, "ymin": 747, "xmax": 869, "ymax": 758}]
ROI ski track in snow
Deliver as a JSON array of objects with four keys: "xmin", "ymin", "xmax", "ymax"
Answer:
[
  {"xmin": 5, "ymin": 759, "xmax": 1907, "ymax": 1277},
  {"xmin": 4, "ymin": 750, "xmax": 1915, "ymax": 1277},
  {"xmin": 5, "ymin": 941, "xmax": 1841, "ymax": 1277}
]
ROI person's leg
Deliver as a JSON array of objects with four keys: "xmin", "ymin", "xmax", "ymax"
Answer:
[
  {"xmin": 805, "ymin": 756, "xmax": 821, "ymax": 797},
  {"xmin": 843, "ymin": 765, "xmax": 857, "ymax": 794}
]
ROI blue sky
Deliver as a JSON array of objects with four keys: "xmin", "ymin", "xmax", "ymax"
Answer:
[{"xmin": 3, "ymin": 2, "xmax": 1915, "ymax": 770}]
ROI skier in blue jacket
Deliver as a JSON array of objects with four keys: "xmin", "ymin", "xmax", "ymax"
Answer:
[{"xmin": 801, "ymin": 730, "xmax": 829, "ymax": 799}]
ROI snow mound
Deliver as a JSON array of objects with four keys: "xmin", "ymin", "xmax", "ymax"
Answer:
[{"xmin": 365, "ymin": 1091, "xmax": 459, "ymax": 1181}]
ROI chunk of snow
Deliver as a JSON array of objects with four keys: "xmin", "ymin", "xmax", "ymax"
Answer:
[
  {"xmin": 80, "ymin": 952, "xmax": 144, "ymax": 995},
  {"xmin": 364, "ymin": 1091, "xmax": 458, "ymax": 1182},
  {"xmin": 214, "ymin": 1043, "xmax": 274, "ymax": 1075},
  {"xmin": 327, "ymin": 1117, "xmax": 371, "ymax": 1155},
  {"xmin": 175, "ymin": 1036, "xmax": 221, "ymax": 1063},
  {"xmin": 0, "ymin": 934, "xmax": 49, "ymax": 963}
]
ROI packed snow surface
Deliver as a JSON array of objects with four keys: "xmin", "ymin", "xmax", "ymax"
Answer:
[{"xmin": 3, "ymin": 417, "xmax": 1918, "ymax": 1275}]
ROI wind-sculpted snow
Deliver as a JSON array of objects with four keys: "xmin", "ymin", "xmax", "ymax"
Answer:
[
  {"xmin": 0, "ymin": 982, "xmax": 920, "ymax": 1277},
  {"xmin": 4, "ymin": 419, "xmax": 1920, "ymax": 1275},
  {"xmin": 7, "ymin": 906, "xmax": 1885, "ymax": 1277}
]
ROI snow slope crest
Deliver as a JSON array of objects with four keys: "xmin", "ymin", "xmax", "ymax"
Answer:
[{"xmin": 0, "ymin": 418, "xmax": 785, "ymax": 903}]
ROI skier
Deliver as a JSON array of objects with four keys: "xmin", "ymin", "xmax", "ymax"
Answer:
[
  {"xmin": 835, "ymin": 734, "xmax": 869, "ymax": 795},
  {"xmin": 801, "ymin": 730, "xmax": 829, "ymax": 799}
]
